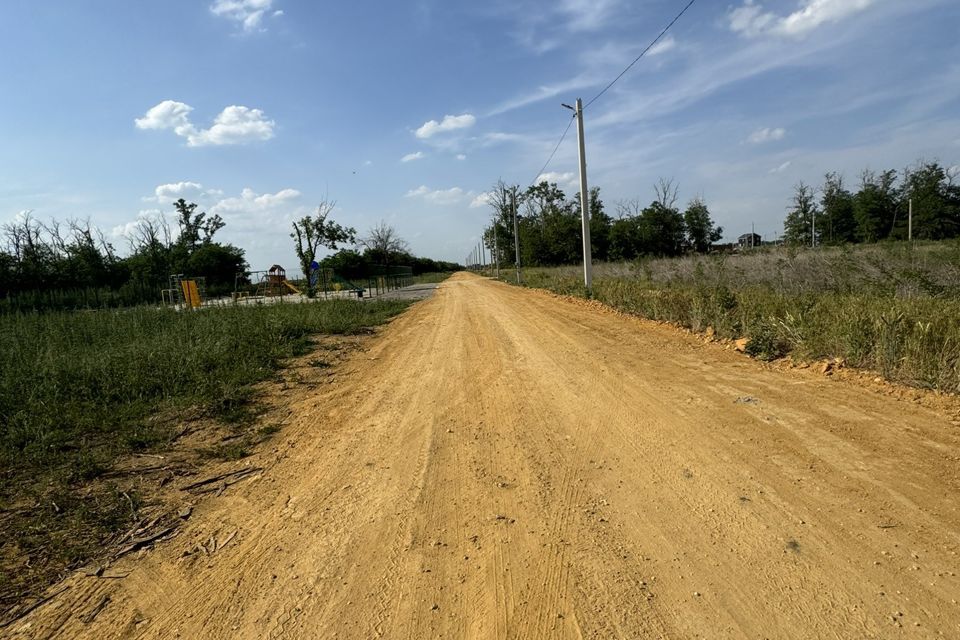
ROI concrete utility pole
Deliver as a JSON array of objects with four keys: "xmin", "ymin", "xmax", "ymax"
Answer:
[
  {"xmin": 493, "ymin": 216, "xmax": 500, "ymax": 278},
  {"xmin": 812, "ymin": 209, "xmax": 816, "ymax": 249},
  {"xmin": 564, "ymin": 99, "xmax": 592, "ymax": 291},
  {"xmin": 909, "ymin": 198, "xmax": 913, "ymax": 242},
  {"xmin": 512, "ymin": 188, "xmax": 521, "ymax": 284}
]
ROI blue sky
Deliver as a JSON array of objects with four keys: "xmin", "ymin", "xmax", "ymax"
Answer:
[{"xmin": 2, "ymin": 0, "xmax": 958, "ymax": 269}]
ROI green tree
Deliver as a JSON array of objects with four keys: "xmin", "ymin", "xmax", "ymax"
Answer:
[
  {"xmin": 899, "ymin": 162, "xmax": 960, "ymax": 240},
  {"xmin": 519, "ymin": 181, "xmax": 580, "ymax": 265},
  {"xmin": 819, "ymin": 172, "xmax": 857, "ymax": 245},
  {"xmin": 187, "ymin": 243, "xmax": 247, "ymax": 295},
  {"xmin": 572, "ymin": 187, "xmax": 610, "ymax": 261},
  {"xmin": 359, "ymin": 221, "xmax": 408, "ymax": 265},
  {"xmin": 291, "ymin": 200, "xmax": 356, "ymax": 297},
  {"xmin": 683, "ymin": 197, "xmax": 723, "ymax": 253},
  {"xmin": 638, "ymin": 201, "xmax": 686, "ymax": 256},
  {"xmin": 609, "ymin": 200, "xmax": 644, "ymax": 261},
  {"xmin": 783, "ymin": 182, "xmax": 820, "ymax": 246},
  {"xmin": 481, "ymin": 181, "xmax": 519, "ymax": 268},
  {"xmin": 853, "ymin": 169, "xmax": 898, "ymax": 242},
  {"xmin": 173, "ymin": 199, "xmax": 224, "ymax": 250}
]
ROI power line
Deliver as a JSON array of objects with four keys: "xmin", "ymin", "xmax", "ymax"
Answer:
[
  {"xmin": 583, "ymin": 0, "xmax": 697, "ymax": 110},
  {"xmin": 521, "ymin": 0, "xmax": 698, "ymax": 190},
  {"xmin": 528, "ymin": 114, "xmax": 575, "ymax": 189}
]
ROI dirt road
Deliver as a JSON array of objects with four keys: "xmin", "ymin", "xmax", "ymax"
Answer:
[{"xmin": 12, "ymin": 273, "xmax": 960, "ymax": 639}]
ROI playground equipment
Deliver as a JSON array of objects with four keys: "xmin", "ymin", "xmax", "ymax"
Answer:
[
  {"xmin": 250, "ymin": 265, "xmax": 301, "ymax": 297},
  {"xmin": 229, "ymin": 263, "xmax": 414, "ymax": 302},
  {"xmin": 162, "ymin": 274, "xmax": 206, "ymax": 308}
]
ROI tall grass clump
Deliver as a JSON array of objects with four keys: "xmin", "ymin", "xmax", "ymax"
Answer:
[{"xmin": 517, "ymin": 241, "xmax": 960, "ymax": 392}]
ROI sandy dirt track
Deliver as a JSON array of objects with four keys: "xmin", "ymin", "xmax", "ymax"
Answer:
[{"xmin": 11, "ymin": 273, "xmax": 960, "ymax": 639}]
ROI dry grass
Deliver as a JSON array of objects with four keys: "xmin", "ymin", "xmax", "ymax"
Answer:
[{"xmin": 514, "ymin": 241, "xmax": 960, "ymax": 392}]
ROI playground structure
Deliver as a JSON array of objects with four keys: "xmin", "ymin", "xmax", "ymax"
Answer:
[
  {"xmin": 255, "ymin": 264, "xmax": 302, "ymax": 297},
  {"xmin": 231, "ymin": 264, "xmax": 414, "ymax": 301},
  {"xmin": 162, "ymin": 274, "xmax": 207, "ymax": 309}
]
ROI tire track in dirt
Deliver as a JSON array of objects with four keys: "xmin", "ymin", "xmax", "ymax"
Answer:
[{"xmin": 12, "ymin": 273, "xmax": 960, "ymax": 639}]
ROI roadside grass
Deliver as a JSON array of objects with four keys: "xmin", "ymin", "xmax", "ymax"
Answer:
[
  {"xmin": 412, "ymin": 271, "xmax": 454, "ymax": 284},
  {"xmin": 0, "ymin": 298, "xmax": 410, "ymax": 610},
  {"xmin": 514, "ymin": 241, "xmax": 960, "ymax": 392}
]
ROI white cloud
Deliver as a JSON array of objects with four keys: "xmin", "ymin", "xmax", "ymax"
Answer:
[
  {"xmin": 110, "ymin": 209, "xmax": 169, "ymax": 241},
  {"xmin": 187, "ymin": 106, "xmax": 275, "ymax": 146},
  {"xmin": 481, "ymin": 131, "xmax": 528, "ymax": 146},
  {"xmin": 948, "ymin": 165, "xmax": 960, "ymax": 178},
  {"xmin": 536, "ymin": 171, "xmax": 577, "ymax": 187},
  {"xmin": 134, "ymin": 100, "xmax": 194, "ymax": 134},
  {"xmin": 488, "ymin": 75, "xmax": 596, "ymax": 116},
  {"xmin": 769, "ymin": 161, "xmax": 792, "ymax": 174},
  {"xmin": 144, "ymin": 181, "xmax": 225, "ymax": 204},
  {"xmin": 729, "ymin": 0, "xmax": 875, "ymax": 38},
  {"xmin": 747, "ymin": 127, "xmax": 786, "ymax": 144},
  {"xmin": 456, "ymin": 154, "xmax": 467, "ymax": 160},
  {"xmin": 469, "ymin": 192, "xmax": 493, "ymax": 208},
  {"xmin": 405, "ymin": 185, "xmax": 466, "ymax": 205},
  {"xmin": 558, "ymin": 0, "xmax": 621, "ymax": 32},
  {"xmin": 153, "ymin": 181, "xmax": 204, "ymax": 204},
  {"xmin": 210, "ymin": 187, "xmax": 301, "ymax": 216},
  {"xmin": 401, "ymin": 151, "xmax": 425, "ymax": 162},
  {"xmin": 135, "ymin": 101, "xmax": 275, "ymax": 146},
  {"xmin": 414, "ymin": 113, "xmax": 476, "ymax": 139},
  {"xmin": 648, "ymin": 35, "xmax": 677, "ymax": 57},
  {"xmin": 210, "ymin": 0, "xmax": 275, "ymax": 32}
]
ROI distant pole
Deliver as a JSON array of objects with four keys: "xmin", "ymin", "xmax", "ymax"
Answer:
[
  {"xmin": 512, "ymin": 188, "xmax": 521, "ymax": 284},
  {"xmin": 811, "ymin": 209, "xmax": 816, "ymax": 249},
  {"xmin": 493, "ymin": 217, "xmax": 500, "ymax": 278},
  {"xmin": 908, "ymin": 198, "xmax": 913, "ymax": 242},
  {"xmin": 568, "ymin": 98, "xmax": 592, "ymax": 291}
]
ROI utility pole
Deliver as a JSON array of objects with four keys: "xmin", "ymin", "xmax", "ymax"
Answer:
[
  {"xmin": 512, "ymin": 188, "xmax": 521, "ymax": 284},
  {"xmin": 811, "ymin": 209, "xmax": 816, "ymax": 249},
  {"xmin": 564, "ymin": 99, "xmax": 592, "ymax": 291},
  {"xmin": 908, "ymin": 198, "xmax": 913, "ymax": 242},
  {"xmin": 493, "ymin": 218, "xmax": 500, "ymax": 278}
]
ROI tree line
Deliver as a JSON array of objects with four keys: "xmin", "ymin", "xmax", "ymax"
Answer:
[
  {"xmin": 783, "ymin": 161, "xmax": 959, "ymax": 246},
  {"xmin": 1, "ymin": 197, "xmax": 458, "ymax": 310},
  {"xmin": 0, "ymin": 199, "xmax": 246, "ymax": 310},
  {"xmin": 481, "ymin": 159, "xmax": 958, "ymax": 268},
  {"xmin": 289, "ymin": 204, "xmax": 459, "ymax": 297},
  {"xmin": 480, "ymin": 177, "xmax": 723, "ymax": 267}
]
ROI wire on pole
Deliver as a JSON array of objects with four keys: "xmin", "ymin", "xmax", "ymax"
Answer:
[
  {"xmin": 527, "ymin": 115, "xmax": 575, "ymax": 190},
  {"xmin": 583, "ymin": 0, "xmax": 698, "ymax": 110}
]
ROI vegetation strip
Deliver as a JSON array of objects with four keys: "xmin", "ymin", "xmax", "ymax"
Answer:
[
  {"xmin": 505, "ymin": 242, "xmax": 960, "ymax": 393},
  {"xmin": 0, "ymin": 298, "xmax": 411, "ymax": 614}
]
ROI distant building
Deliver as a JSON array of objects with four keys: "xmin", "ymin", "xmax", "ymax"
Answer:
[{"xmin": 738, "ymin": 233, "xmax": 761, "ymax": 249}]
